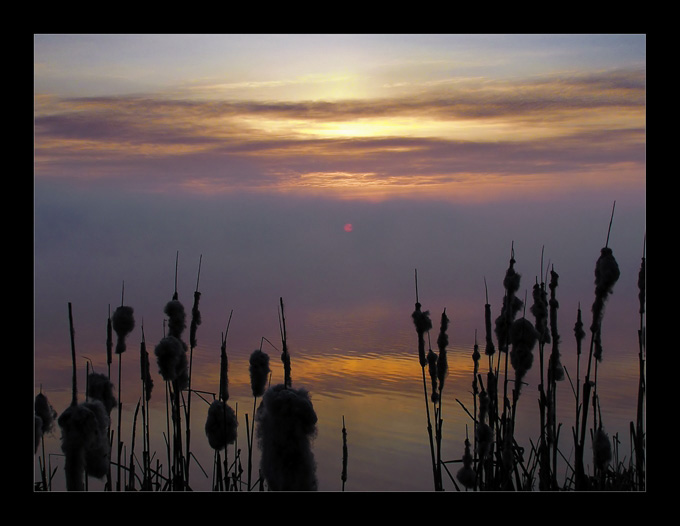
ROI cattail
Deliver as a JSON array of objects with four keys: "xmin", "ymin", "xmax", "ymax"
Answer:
[
  {"xmin": 140, "ymin": 335, "xmax": 154, "ymax": 401},
  {"xmin": 279, "ymin": 298, "xmax": 292, "ymax": 389},
  {"xmin": 57, "ymin": 399, "xmax": 111, "ymax": 489},
  {"xmin": 219, "ymin": 337, "xmax": 229, "ymax": 403},
  {"xmin": 484, "ymin": 304, "xmax": 496, "ymax": 356},
  {"xmin": 164, "ymin": 300, "xmax": 186, "ymax": 339},
  {"xmin": 412, "ymin": 302, "xmax": 432, "ymax": 368},
  {"xmin": 593, "ymin": 425, "xmax": 612, "ymax": 472},
  {"xmin": 427, "ymin": 349, "xmax": 438, "ymax": 403},
  {"xmin": 548, "ymin": 268, "xmax": 564, "ymax": 381},
  {"xmin": 106, "ymin": 312, "xmax": 113, "ymax": 367},
  {"xmin": 112, "ymin": 305, "xmax": 135, "ymax": 354},
  {"xmin": 35, "ymin": 392, "xmax": 57, "ymax": 453},
  {"xmin": 154, "ymin": 335, "xmax": 189, "ymax": 390},
  {"xmin": 436, "ymin": 309, "xmax": 449, "ymax": 389},
  {"xmin": 35, "ymin": 392, "xmax": 57, "ymax": 436},
  {"xmin": 574, "ymin": 304, "xmax": 586, "ymax": 356},
  {"xmin": 530, "ymin": 281, "xmax": 550, "ymax": 345},
  {"xmin": 81, "ymin": 400, "xmax": 112, "ymax": 479},
  {"xmin": 190, "ymin": 291, "xmax": 201, "ymax": 349},
  {"xmin": 503, "ymin": 256, "xmax": 521, "ymax": 295},
  {"xmin": 204, "ymin": 399, "xmax": 238, "ymax": 451},
  {"xmin": 495, "ymin": 253, "xmax": 523, "ymax": 352},
  {"xmin": 477, "ymin": 422, "xmax": 493, "ymax": 461},
  {"xmin": 35, "ymin": 415, "xmax": 43, "ymax": 453},
  {"xmin": 509, "ymin": 317, "xmax": 538, "ymax": 394},
  {"xmin": 456, "ymin": 437, "xmax": 476, "ymax": 489},
  {"xmin": 590, "ymin": 247, "xmax": 621, "ymax": 336},
  {"xmin": 638, "ymin": 249, "xmax": 646, "ymax": 315},
  {"xmin": 86, "ymin": 372, "xmax": 117, "ymax": 414},
  {"xmin": 249, "ymin": 349, "xmax": 271, "ymax": 398},
  {"xmin": 256, "ymin": 383, "xmax": 318, "ymax": 491}
]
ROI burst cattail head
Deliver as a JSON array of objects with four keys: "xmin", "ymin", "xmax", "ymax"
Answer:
[
  {"xmin": 530, "ymin": 281, "xmax": 550, "ymax": 345},
  {"xmin": 249, "ymin": 349, "xmax": 271, "ymax": 398},
  {"xmin": 86, "ymin": 372, "xmax": 117, "ymax": 414},
  {"xmin": 591, "ymin": 247, "xmax": 621, "ymax": 333},
  {"xmin": 478, "ymin": 388, "xmax": 489, "ymax": 423},
  {"xmin": 510, "ymin": 317, "xmax": 538, "ymax": 392},
  {"xmin": 57, "ymin": 399, "xmax": 112, "ymax": 487},
  {"xmin": 495, "ymin": 295, "xmax": 524, "ymax": 352},
  {"xmin": 476, "ymin": 422, "xmax": 493, "ymax": 460},
  {"xmin": 154, "ymin": 335, "xmax": 189, "ymax": 389},
  {"xmin": 35, "ymin": 415, "xmax": 43, "ymax": 453},
  {"xmin": 112, "ymin": 305, "xmax": 135, "ymax": 354},
  {"xmin": 456, "ymin": 437, "xmax": 476, "ymax": 489},
  {"xmin": 80, "ymin": 400, "xmax": 111, "ymax": 479},
  {"xmin": 549, "ymin": 352, "xmax": 565, "ymax": 382},
  {"xmin": 204, "ymin": 399, "xmax": 238, "ymax": 450},
  {"xmin": 593, "ymin": 426, "xmax": 612, "ymax": 472},
  {"xmin": 412, "ymin": 302, "xmax": 432, "ymax": 368},
  {"xmin": 35, "ymin": 392, "xmax": 57, "ymax": 436},
  {"xmin": 256, "ymin": 384, "xmax": 318, "ymax": 491},
  {"xmin": 164, "ymin": 299, "xmax": 186, "ymax": 338},
  {"xmin": 503, "ymin": 257, "xmax": 521, "ymax": 295}
]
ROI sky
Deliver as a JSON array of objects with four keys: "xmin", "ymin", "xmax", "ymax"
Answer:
[
  {"xmin": 35, "ymin": 34, "xmax": 645, "ymax": 201},
  {"xmin": 33, "ymin": 34, "xmax": 646, "ymax": 491}
]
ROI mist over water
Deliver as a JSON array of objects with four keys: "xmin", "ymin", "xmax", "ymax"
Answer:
[{"xmin": 34, "ymin": 182, "xmax": 644, "ymax": 491}]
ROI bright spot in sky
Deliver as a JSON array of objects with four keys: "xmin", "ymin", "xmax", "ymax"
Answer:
[{"xmin": 344, "ymin": 223, "xmax": 353, "ymax": 232}]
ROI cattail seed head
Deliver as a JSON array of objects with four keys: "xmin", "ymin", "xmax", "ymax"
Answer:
[
  {"xmin": 154, "ymin": 335, "xmax": 189, "ymax": 389},
  {"xmin": 593, "ymin": 426, "xmax": 612, "ymax": 472},
  {"xmin": 112, "ymin": 305, "xmax": 135, "ymax": 354},
  {"xmin": 140, "ymin": 339, "xmax": 154, "ymax": 401},
  {"xmin": 249, "ymin": 349, "xmax": 271, "ymax": 398},
  {"xmin": 591, "ymin": 247, "xmax": 621, "ymax": 333},
  {"xmin": 456, "ymin": 437, "xmax": 476, "ymax": 489},
  {"xmin": 484, "ymin": 303, "xmax": 496, "ymax": 356},
  {"xmin": 35, "ymin": 392, "xmax": 57, "ymax": 436},
  {"xmin": 204, "ymin": 399, "xmax": 238, "ymax": 450},
  {"xmin": 164, "ymin": 299, "xmax": 186, "ymax": 338},
  {"xmin": 476, "ymin": 422, "xmax": 493, "ymax": 460},
  {"xmin": 190, "ymin": 291, "xmax": 202, "ymax": 349},
  {"xmin": 530, "ymin": 282, "xmax": 550, "ymax": 345},
  {"xmin": 427, "ymin": 349, "xmax": 439, "ymax": 402},
  {"xmin": 574, "ymin": 306, "xmax": 586, "ymax": 354},
  {"xmin": 412, "ymin": 303, "xmax": 432, "ymax": 368},
  {"xmin": 510, "ymin": 317, "xmax": 538, "ymax": 391},
  {"xmin": 256, "ymin": 384, "xmax": 318, "ymax": 491},
  {"xmin": 86, "ymin": 372, "xmax": 117, "ymax": 414},
  {"xmin": 436, "ymin": 309, "xmax": 449, "ymax": 389},
  {"xmin": 503, "ymin": 258, "xmax": 521, "ymax": 295},
  {"xmin": 58, "ymin": 399, "xmax": 112, "ymax": 488}
]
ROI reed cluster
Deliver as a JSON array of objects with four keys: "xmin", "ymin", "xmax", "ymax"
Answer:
[{"xmin": 409, "ymin": 202, "xmax": 645, "ymax": 491}]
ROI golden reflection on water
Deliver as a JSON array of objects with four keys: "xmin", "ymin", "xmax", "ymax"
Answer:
[{"xmin": 35, "ymin": 306, "xmax": 642, "ymax": 491}]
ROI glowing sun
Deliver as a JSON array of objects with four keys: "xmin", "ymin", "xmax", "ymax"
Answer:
[{"xmin": 344, "ymin": 223, "xmax": 353, "ymax": 232}]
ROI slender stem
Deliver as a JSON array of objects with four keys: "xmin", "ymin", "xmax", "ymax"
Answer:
[{"xmin": 68, "ymin": 303, "xmax": 77, "ymax": 407}]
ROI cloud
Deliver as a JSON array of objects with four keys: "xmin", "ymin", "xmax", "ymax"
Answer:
[{"xmin": 34, "ymin": 68, "xmax": 645, "ymax": 200}]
